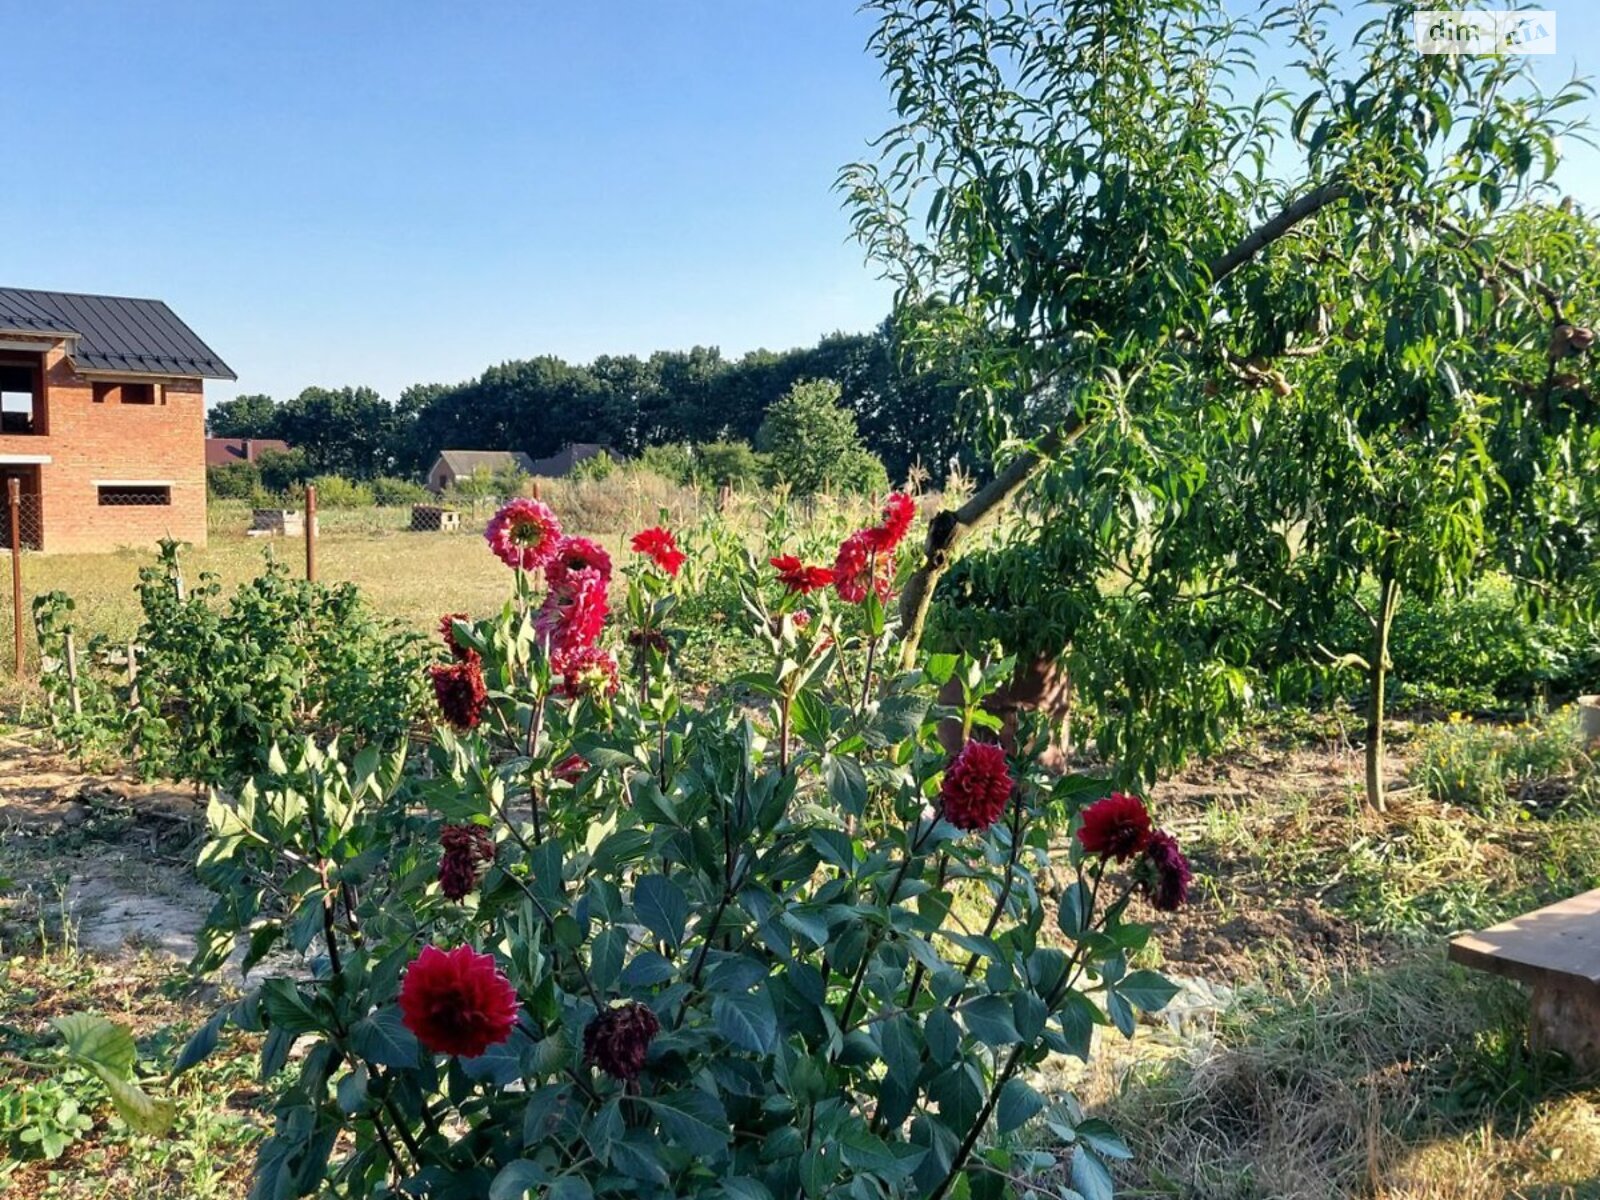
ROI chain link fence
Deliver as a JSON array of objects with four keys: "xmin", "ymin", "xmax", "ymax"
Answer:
[{"xmin": 2, "ymin": 491, "xmax": 41, "ymax": 551}]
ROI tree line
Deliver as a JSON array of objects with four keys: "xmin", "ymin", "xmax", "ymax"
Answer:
[{"xmin": 206, "ymin": 321, "xmax": 968, "ymax": 488}]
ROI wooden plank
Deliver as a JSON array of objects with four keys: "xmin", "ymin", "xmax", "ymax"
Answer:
[{"xmin": 1449, "ymin": 888, "xmax": 1600, "ymax": 987}]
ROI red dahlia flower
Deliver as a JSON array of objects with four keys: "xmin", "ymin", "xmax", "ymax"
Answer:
[
  {"xmin": 940, "ymin": 740, "xmax": 1014, "ymax": 831},
  {"xmin": 430, "ymin": 657, "xmax": 488, "ymax": 730},
  {"xmin": 770, "ymin": 554, "xmax": 836, "ymax": 595},
  {"xmin": 553, "ymin": 753, "xmax": 589, "ymax": 783},
  {"xmin": 398, "ymin": 945, "xmax": 519, "ymax": 1058},
  {"xmin": 554, "ymin": 644, "xmax": 620, "ymax": 699},
  {"xmin": 438, "ymin": 612, "xmax": 472, "ymax": 661},
  {"xmin": 631, "ymin": 526, "xmax": 686, "ymax": 577},
  {"xmin": 485, "ymin": 498, "xmax": 563, "ymax": 571},
  {"xmin": 583, "ymin": 1001, "xmax": 660, "ymax": 1081},
  {"xmin": 832, "ymin": 530, "xmax": 892, "ymax": 604},
  {"xmin": 1139, "ymin": 830, "xmax": 1192, "ymax": 912},
  {"xmin": 438, "ymin": 824, "xmax": 495, "ymax": 901},
  {"xmin": 536, "ymin": 569, "xmax": 609, "ymax": 657},
  {"xmin": 546, "ymin": 536, "xmax": 613, "ymax": 593},
  {"xmin": 1076, "ymin": 792, "xmax": 1154, "ymax": 862},
  {"xmin": 864, "ymin": 492, "xmax": 916, "ymax": 553}
]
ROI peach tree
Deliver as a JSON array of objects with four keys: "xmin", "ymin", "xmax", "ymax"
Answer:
[{"xmin": 179, "ymin": 498, "xmax": 1191, "ymax": 1200}]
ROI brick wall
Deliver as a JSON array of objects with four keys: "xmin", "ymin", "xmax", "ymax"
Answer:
[{"xmin": 0, "ymin": 336, "xmax": 208, "ymax": 553}]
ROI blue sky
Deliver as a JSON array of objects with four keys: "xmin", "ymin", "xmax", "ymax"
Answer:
[{"xmin": 3, "ymin": 2, "xmax": 1594, "ymax": 407}]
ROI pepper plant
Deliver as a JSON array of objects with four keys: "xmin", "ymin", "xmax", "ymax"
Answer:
[{"xmin": 179, "ymin": 498, "xmax": 1192, "ymax": 1200}]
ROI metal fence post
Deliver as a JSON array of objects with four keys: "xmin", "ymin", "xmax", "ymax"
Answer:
[
  {"xmin": 8, "ymin": 478, "xmax": 21, "ymax": 678},
  {"xmin": 305, "ymin": 484, "xmax": 318, "ymax": 582}
]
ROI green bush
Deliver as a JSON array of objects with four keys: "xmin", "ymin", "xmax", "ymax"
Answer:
[
  {"xmin": 759, "ymin": 379, "xmax": 886, "ymax": 497},
  {"xmin": 570, "ymin": 451, "xmax": 616, "ymax": 481},
  {"xmin": 34, "ymin": 542, "xmax": 427, "ymax": 787},
  {"xmin": 256, "ymin": 447, "xmax": 313, "ymax": 494},
  {"xmin": 308, "ymin": 474, "xmax": 374, "ymax": 508},
  {"xmin": 637, "ymin": 443, "xmax": 695, "ymax": 485},
  {"xmin": 370, "ymin": 476, "xmax": 430, "ymax": 506},
  {"xmin": 206, "ymin": 461, "xmax": 262, "ymax": 500}
]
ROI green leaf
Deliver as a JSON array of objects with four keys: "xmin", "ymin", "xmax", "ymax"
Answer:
[
  {"xmin": 590, "ymin": 926, "xmax": 627, "ymax": 992},
  {"xmin": 349, "ymin": 1007, "xmax": 421, "ymax": 1069},
  {"xmin": 53, "ymin": 1014, "xmax": 136, "ymax": 1077},
  {"xmin": 490, "ymin": 1159, "xmax": 548, "ymax": 1200},
  {"xmin": 172, "ymin": 1008, "xmax": 228, "ymax": 1077},
  {"xmin": 996, "ymin": 1078, "xmax": 1045, "ymax": 1134},
  {"xmin": 1117, "ymin": 969, "xmax": 1179, "ymax": 1014},
  {"xmin": 713, "ymin": 990, "xmax": 778, "ymax": 1055},
  {"xmin": 646, "ymin": 1089, "xmax": 730, "ymax": 1158},
  {"xmin": 959, "ymin": 995, "xmax": 1020, "ymax": 1046},
  {"xmin": 633, "ymin": 875, "xmax": 689, "ymax": 951}
]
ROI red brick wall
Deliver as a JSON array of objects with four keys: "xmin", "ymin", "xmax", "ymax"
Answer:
[{"xmin": 0, "ymin": 337, "xmax": 207, "ymax": 553}]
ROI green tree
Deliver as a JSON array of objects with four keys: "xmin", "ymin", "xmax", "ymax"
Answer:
[
  {"xmin": 273, "ymin": 386, "xmax": 400, "ymax": 479},
  {"xmin": 206, "ymin": 392, "xmax": 277, "ymax": 438},
  {"xmin": 758, "ymin": 379, "xmax": 884, "ymax": 496}
]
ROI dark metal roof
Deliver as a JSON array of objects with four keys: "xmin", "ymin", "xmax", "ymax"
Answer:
[
  {"xmin": 0, "ymin": 287, "xmax": 236, "ymax": 380},
  {"xmin": 434, "ymin": 450, "xmax": 538, "ymax": 476}
]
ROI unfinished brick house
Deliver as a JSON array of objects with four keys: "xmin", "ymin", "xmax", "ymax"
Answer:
[{"xmin": 0, "ymin": 287, "xmax": 234, "ymax": 553}]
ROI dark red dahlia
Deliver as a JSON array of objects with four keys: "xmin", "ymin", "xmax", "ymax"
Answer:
[
  {"xmin": 1076, "ymin": 792, "xmax": 1154, "ymax": 862},
  {"xmin": 627, "ymin": 628, "xmax": 670, "ymax": 655},
  {"xmin": 398, "ymin": 945, "xmax": 519, "ymax": 1058},
  {"xmin": 438, "ymin": 824, "xmax": 495, "ymax": 901},
  {"xmin": 583, "ymin": 1001, "xmax": 660, "ymax": 1081},
  {"xmin": 940, "ymin": 740, "xmax": 1014, "ymax": 831},
  {"xmin": 832, "ymin": 530, "xmax": 892, "ymax": 604},
  {"xmin": 1139, "ymin": 830, "xmax": 1192, "ymax": 912},
  {"xmin": 553, "ymin": 753, "xmax": 589, "ymax": 783},
  {"xmin": 439, "ymin": 612, "xmax": 473, "ymax": 661},
  {"xmin": 485, "ymin": 498, "xmax": 563, "ymax": 571},
  {"xmin": 770, "ymin": 554, "xmax": 836, "ymax": 595},
  {"xmin": 631, "ymin": 526, "xmax": 686, "ymax": 577},
  {"xmin": 546, "ymin": 536, "xmax": 613, "ymax": 593},
  {"xmin": 430, "ymin": 657, "xmax": 488, "ymax": 730}
]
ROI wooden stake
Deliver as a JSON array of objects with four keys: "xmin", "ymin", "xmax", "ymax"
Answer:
[
  {"xmin": 64, "ymin": 630, "xmax": 81, "ymax": 717},
  {"xmin": 7, "ymin": 478, "xmax": 21, "ymax": 678},
  {"xmin": 305, "ymin": 485, "xmax": 318, "ymax": 582}
]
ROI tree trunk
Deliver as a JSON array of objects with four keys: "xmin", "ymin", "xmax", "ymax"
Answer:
[{"xmin": 1365, "ymin": 567, "xmax": 1401, "ymax": 812}]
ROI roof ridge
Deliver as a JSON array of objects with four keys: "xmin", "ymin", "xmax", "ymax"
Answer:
[{"xmin": 1, "ymin": 284, "xmax": 164, "ymax": 305}]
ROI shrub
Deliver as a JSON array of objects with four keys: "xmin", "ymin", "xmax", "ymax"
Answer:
[
  {"xmin": 371, "ymin": 476, "xmax": 430, "ymax": 506},
  {"xmin": 571, "ymin": 451, "xmax": 616, "ymax": 481},
  {"xmin": 692, "ymin": 441, "xmax": 766, "ymax": 490},
  {"xmin": 638, "ymin": 443, "xmax": 695, "ymax": 485},
  {"xmin": 175, "ymin": 496, "xmax": 1192, "ymax": 1199},
  {"xmin": 207, "ymin": 461, "xmax": 261, "ymax": 500},
  {"xmin": 35, "ymin": 541, "xmax": 427, "ymax": 787},
  {"xmin": 257, "ymin": 447, "xmax": 313, "ymax": 494},
  {"xmin": 759, "ymin": 379, "xmax": 886, "ymax": 497},
  {"xmin": 308, "ymin": 473, "xmax": 375, "ymax": 508}
]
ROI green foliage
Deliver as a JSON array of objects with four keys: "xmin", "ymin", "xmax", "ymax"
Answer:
[
  {"xmin": 0, "ymin": 1076, "xmax": 94, "ymax": 1161},
  {"xmin": 570, "ymin": 450, "xmax": 616, "ymax": 481},
  {"xmin": 256, "ymin": 447, "xmax": 313, "ymax": 494},
  {"xmin": 637, "ymin": 443, "xmax": 695, "ymax": 485},
  {"xmin": 176, "ymin": 512, "xmax": 1184, "ymax": 1199},
  {"xmin": 308, "ymin": 474, "xmax": 375, "ymax": 508},
  {"xmin": 207, "ymin": 461, "xmax": 264, "ymax": 501},
  {"xmin": 1412, "ymin": 710, "xmax": 1594, "ymax": 814},
  {"xmin": 206, "ymin": 393, "xmax": 278, "ymax": 439},
  {"xmin": 36, "ymin": 541, "xmax": 427, "ymax": 787},
  {"xmin": 370, "ymin": 476, "xmax": 431, "ymax": 506},
  {"xmin": 759, "ymin": 379, "xmax": 887, "ymax": 497}
]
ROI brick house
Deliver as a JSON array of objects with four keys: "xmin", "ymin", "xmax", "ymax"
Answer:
[{"xmin": 0, "ymin": 287, "xmax": 234, "ymax": 553}]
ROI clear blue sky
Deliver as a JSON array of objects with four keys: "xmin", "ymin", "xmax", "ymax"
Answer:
[{"xmin": 4, "ymin": 2, "xmax": 1594, "ymax": 408}]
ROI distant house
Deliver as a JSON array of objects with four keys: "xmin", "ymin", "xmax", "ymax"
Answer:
[
  {"xmin": 526, "ymin": 443, "xmax": 617, "ymax": 478},
  {"xmin": 205, "ymin": 437, "xmax": 290, "ymax": 468},
  {"xmin": 0, "ymin": 286, "xmax": 234, "ymax": 553},
  {"xmin": 427, "ymin": 449, "xmax": 537, "ymax": 494}
]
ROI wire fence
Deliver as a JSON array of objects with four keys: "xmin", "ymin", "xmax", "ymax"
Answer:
[{"xmin": 1, "ymin": 491, "xmax": 41, "ymax": 551}]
